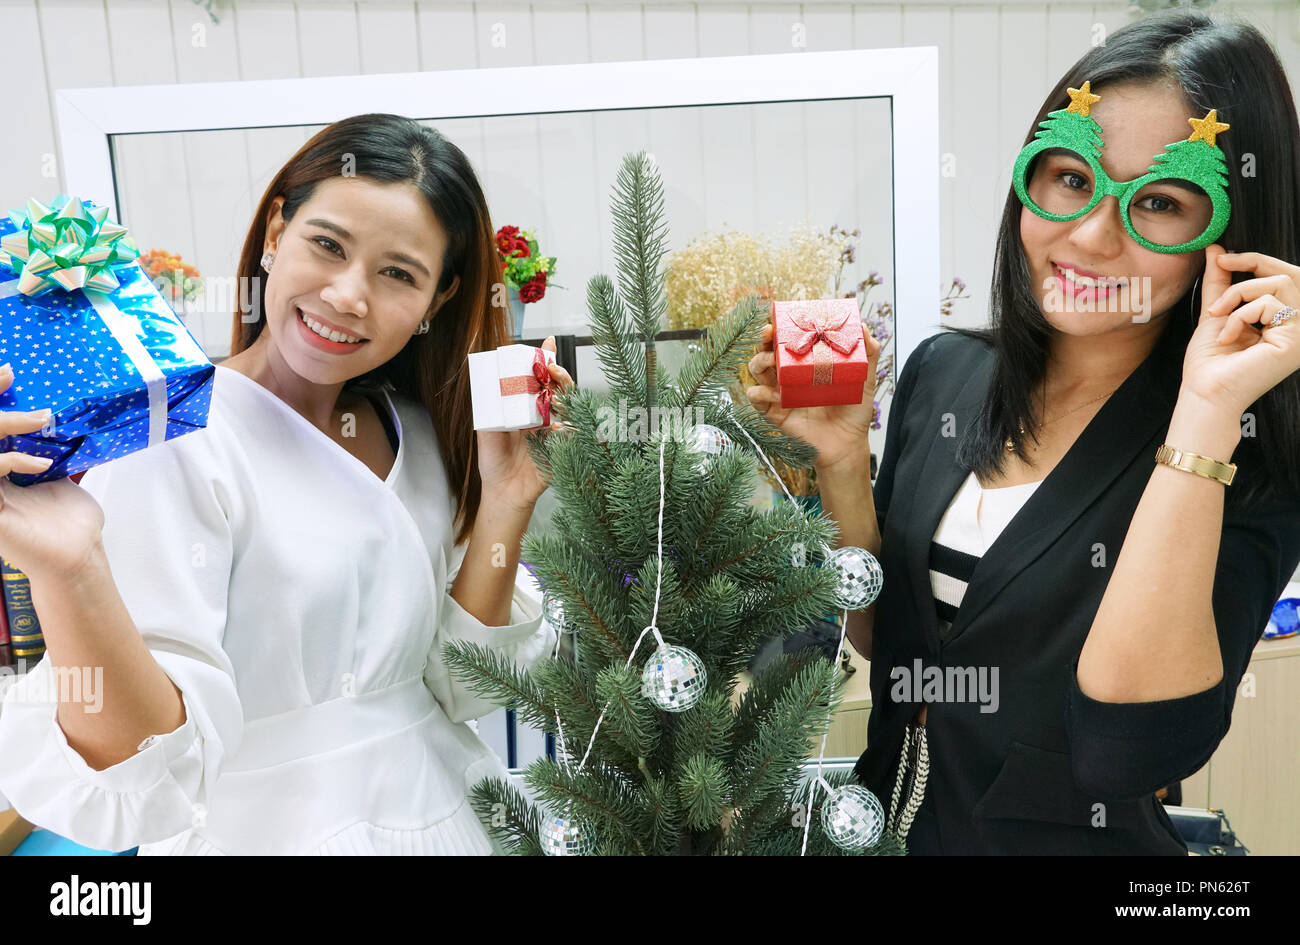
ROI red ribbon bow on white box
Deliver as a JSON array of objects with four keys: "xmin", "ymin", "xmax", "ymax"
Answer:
[{"xmin": 498, "ymin": 347, "xmax": 557, "ymax": 426}]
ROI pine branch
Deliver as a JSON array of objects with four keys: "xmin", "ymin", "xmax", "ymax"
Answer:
[
  {"xmin": 671, "ymin": 451, "xmax": 755, "ymax": 581},
  {"xmin": 643, "ymin": 775, "xmax": 683, "ymax": 855},
  {"xmin": 522, "ymin": 532, "xmax": 634, "ymax": 665},
  {"xmin": 667, "ymin": 294, "xmax": 768, "ymax": 411},
  {"xmin": 586, "ymin": 273, "xmax": 648, "ymax": 408},
  {"xmin": 443, "ymin": 641, "xmax": 555, "ymax": 730},
  {"xmin": 730, "ymin": 649, "xmax": 823, "ymax": 765},
  {"xmin": 679, "ymin": 753, "xmax": 729, "ymax": 831},
  {"xmin": 706, "ymin": 503, "xmax": 838, "ymax": 584},
  {"xmin": 468, "ymin": 777, "xmax": 543, "ymax": 855},
  {"xmin": 669, "ymin": 691, "xmax": 734, "ymax": 766},
  {"xmin": 533, "ymin": 657, "xmax": 643, "ymax": 779},
  {"xmin": 609, "ymin": 151, "xmax": 670, "ymax": 358},
  {"xmin": 525, "ymin": 758, "xmax": 653, "ymax": 854},
  {"xmin": 708, "ymin": 392, "xmax": 820, "ymax": 473},
  {"xmin": 728, "ymin": 657, "xmax": 843, "ymax": 824},
  {"xmin": 594, "ymin": 662, "xmax": 660, "ymax": 759}
]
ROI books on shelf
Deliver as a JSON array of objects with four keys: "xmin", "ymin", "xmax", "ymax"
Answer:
[{"xmin": 0, "ymin": 558, "xmax": 42, "ymax": 670}]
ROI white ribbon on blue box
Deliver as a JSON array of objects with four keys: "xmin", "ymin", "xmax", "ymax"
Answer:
[{"xmin": 0, "ymin": 238, "xmax": 214, "ymax": 485}]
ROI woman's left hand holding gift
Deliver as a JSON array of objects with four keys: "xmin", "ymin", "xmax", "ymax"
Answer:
[
  {"xmin": 476, "ymin": 336, "xmax": 575, "ymax": 513},
  {"xmin": 0, "ymin": 366, "xmax": 107, "ymax": 582}
]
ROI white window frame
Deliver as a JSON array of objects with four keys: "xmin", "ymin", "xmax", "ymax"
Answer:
[
  {"xmin": 56, "ymin": 49, "xmax": 939, "ymax": 772},
  {"xmin": 56, "ymin": 47, "xmax": 940, "ymax": 375}
]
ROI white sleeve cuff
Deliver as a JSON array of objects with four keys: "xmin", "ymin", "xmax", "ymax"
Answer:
[
  {"xmin": 0, "ymin": 658, "xmax": 210, "ymax": 851},
  {"xmin": 427, "ymin": 575, "xmax": 556, "ymax": 724}
]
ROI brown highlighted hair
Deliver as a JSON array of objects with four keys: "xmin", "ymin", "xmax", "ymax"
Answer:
[{"xmin": 231, "ymin": 114, "xmax": 510, "ymax": 543}]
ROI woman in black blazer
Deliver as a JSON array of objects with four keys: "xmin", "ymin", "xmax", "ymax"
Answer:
[{"xmin": 748, "ymin": 11, "xmax": 1300, "ymax": 854}]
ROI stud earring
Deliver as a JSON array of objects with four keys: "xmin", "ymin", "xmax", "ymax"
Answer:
[{"xmin": 260, "ymin": 252, "xmax": 275, "ymax": 272}]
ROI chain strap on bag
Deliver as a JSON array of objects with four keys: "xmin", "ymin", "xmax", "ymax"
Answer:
[{"xmin": 885, "ymin": 720, "xmax": 930, "ymax": 847}]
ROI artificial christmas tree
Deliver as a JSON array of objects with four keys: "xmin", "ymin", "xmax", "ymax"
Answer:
[{"xmin": 445, "ymin": 151, "xmax": 902, "ymax": 856}]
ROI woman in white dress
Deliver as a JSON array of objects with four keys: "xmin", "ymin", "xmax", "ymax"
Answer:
[{"xmin": 0, "ymin": 113, "xmax": 571, "ymax": 855}]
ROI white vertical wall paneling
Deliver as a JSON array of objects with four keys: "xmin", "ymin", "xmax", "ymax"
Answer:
[
  {"xmin": 852, "ymin": 2, "xmax": 902, "ymax": 326},
  {"xmin": 10, "ymin": 0, "xmax": 1297, "ymax": 363},
  {"xmin": 416, "ymin": 2, "xmax": 487, "ymax": 189},
  {"xmin": 998, "ymin": 7, "xmax": 1049, "ymax": 213},
  {"xmin": 37, "ymin": 0, "xmax": 115, "ymax": 199},
  {"xmin": 899, "ymin": 6, "xmax": 950, "ymax": 311},
  {"xmin": 473, "ymin": 5, "xmax": 547, "ymax": 334},
  {"xmin": 169, "ymin": 0, "xmax": 255, "ymax": 355},
  {"xmin": 697, "ymin": 5, "xmax": 756, "ymax": 237},
  {"xmin": 750, "ymin": 6, "xmax": 809, "ymax": 241},
  {"xmin": 232, "ymin": 0, "xmax": 305, "ymax": 82},
  {"xmin": 800, "ymin": 5, "xmax": 863, "ymax": 267},
  {"xmin": 852, "ymin": 3, "xmax": 903, "ymax": 51},
  {"xmin": 0, "ymin": 1, "xmax": 58, "ymax": 210},
  {"xmin": 357, "ymin": 1, "xmax": 421, "ymax": 74},
  {"xmin": 66, "ymin": 1, "xmax": 191, "ymax": 339},
  {"xmin": 802, "ymin": 5, "xmax": 858, "ymax": 258},
  {"xmin": 1270, "ymin": 1, "xmax": 1300, "ymax": 73},
  {"xmin": 644, "ymin": 7, "xmax": 706, "ymax": 266},
  {"xmin": 235, "ymin": 0, "xmax": 313, "ymax": 292},
  {"xmin": 296, "ymin": 3, "xmax": 363, "ymax": 78},
  {"xmin": 105, "ymin": 1, "xmax": 191, "ymax": 262},
  {"xmin": 587, "ymin": 6, "xmax": 651, "ymax": 283},
  {"xmin": 949, "ymin": 5, "xmax": 1000, "ymax": 334},
  {"xmin": 530, "ymin": 6, "xmax": 599, "ymax": 330},
  {"xmin": 1044, "ymin": 6, "xmax": 1097, "ymax": 85},
  {"xmin": 415, "ymin": 1, "xmax": 479, "ymax": 71},
  {"xmin": 852, "ymin": 3, "xmax": 906, "ymax": 460}
]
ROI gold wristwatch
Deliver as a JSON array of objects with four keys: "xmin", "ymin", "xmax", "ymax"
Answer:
[{"xmin": 1154, "ymin": 444, "xmax": 1236, "ymax": 486}]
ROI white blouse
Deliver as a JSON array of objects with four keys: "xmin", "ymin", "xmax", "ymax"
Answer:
[
  {"xmin": 929, "ymin": 471, "xmax": 1043, "ymax": 636},
  {"xmin": 0, "ymin": 365, "xmax": 556, "ymax": 855}
]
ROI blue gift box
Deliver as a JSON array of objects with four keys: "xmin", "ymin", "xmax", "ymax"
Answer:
[{"xmin": 0, "ymin": 202, "xmax": 214, "ymax": 485}]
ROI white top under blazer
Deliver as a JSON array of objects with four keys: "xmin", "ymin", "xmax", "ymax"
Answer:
[{"xmin": 929, "ymin": 471, "xmax": 1044, "ymax": 639}]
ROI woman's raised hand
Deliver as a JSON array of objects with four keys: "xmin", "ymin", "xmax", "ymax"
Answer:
[
  {"xmin": 745, "ymin": 322, "xmax": 881, "ymax": 473},
  {"xmin": 0, "ymin": 365, "xmax": 106, "ymax": 581}
]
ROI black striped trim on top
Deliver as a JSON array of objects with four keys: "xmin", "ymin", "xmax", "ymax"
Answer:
[{"xmin": 929, "ymin": 540, "xmax": 980, "ymax": 624}]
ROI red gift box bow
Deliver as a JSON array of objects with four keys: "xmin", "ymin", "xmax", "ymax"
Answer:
[
  {"xmin": 497, "ymin": 348, "xmax": 557, "ymax": 426},
  {"xmin": 781, "ymin": 303, "xmax": 862, "ymax": 385}
]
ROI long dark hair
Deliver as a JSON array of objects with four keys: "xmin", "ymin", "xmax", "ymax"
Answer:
[
  {"xmin": 949, "ymin": 10, "xmax": 1300, "ymax": 512},
  {"xmin": 231, "ymin": 114, "xmax": 510, "ymax": 543}
]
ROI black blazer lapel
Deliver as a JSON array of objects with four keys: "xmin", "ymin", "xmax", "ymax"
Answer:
[
  {"xmin": 901, "ymin": 337, "xmax": 1178, "ymax": 653},
  {"xmin": 902, "ymin": 351, "xmax": 995, "ymax": 656}
]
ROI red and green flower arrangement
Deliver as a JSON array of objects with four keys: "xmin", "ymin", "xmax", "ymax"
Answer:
[{"xmin": 495, "ymin": 225, "xmax": 558, "ymax": 303}]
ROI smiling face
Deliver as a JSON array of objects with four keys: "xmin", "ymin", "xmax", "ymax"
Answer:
[
  {"xmin": 1020, "ymin": 81, "xmax": 1209, "ymax": 336},
  {"xmin": 260, "ymin": 176, "xmax": 458, "ymax": 385}
]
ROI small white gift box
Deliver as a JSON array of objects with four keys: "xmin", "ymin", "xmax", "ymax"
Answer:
[{"xmin": 468, "ymin": 343, "xmax": 557, "ymax": 431}]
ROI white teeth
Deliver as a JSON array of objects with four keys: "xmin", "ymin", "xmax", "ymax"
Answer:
[
  {"xmin": 1057, "ymin": 265, "xmax": 1125, "ymax": 290},
  {"xmin": 300, "ymin": 310, "xmax": 362, "ymax": 344}
]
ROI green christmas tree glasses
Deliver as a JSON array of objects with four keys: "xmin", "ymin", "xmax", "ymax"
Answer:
[{"xmin": 1013, "ymin": 81, "xmax": 1233, "ymax": 254}]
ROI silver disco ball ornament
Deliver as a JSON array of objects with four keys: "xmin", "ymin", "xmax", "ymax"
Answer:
[
  {"xmin": 688, "ymin": 423, "xmax": 731, "ymax": 456},
  {"xmin": 539, "ymin": 811, "xmax": 593, "ymax": 856},
  {"xmin": 640, "ymin": 644, "xmax": 706, "ymax": 712},
  {"xmin": 824, "ymin": 546, "xmax": 884, "ymax": 610},
  {"xmin": 821, "ymin": 784, "xmax": 885, "ymax": 851},
  {"xmin": 541, "ymin": 592, "xmax": 577, "ymax": 634},
  {"xmin": 685, "ymin": 423, "xmax": 732, "ymax": 472}
]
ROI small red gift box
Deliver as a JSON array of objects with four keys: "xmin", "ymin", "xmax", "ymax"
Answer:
[{"xmin": 771, "ymin": 298, "xmax": 868, "ymax": 408}]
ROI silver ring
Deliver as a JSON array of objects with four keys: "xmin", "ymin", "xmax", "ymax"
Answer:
[{"xmin": 1269, "ymin": 305, "xmax": 1296, "ymax": 328}]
